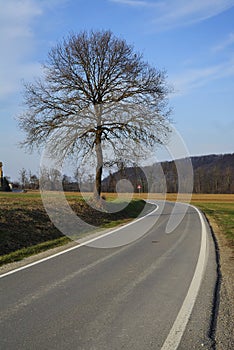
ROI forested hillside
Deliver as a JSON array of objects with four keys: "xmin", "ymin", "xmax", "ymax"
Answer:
[{"xmin": 102, "ymin": 153, "xmax": 234, "ymax": 194}]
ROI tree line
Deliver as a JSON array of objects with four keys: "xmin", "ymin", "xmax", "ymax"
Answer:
[
  {"xmin": 10, "ymin": 167, "xmax": 96, "ymax": 192},
  {"xmin": 102, "ymin": 153, "xmax": 234, "ymax": 194},
  {"xmin": 9, "ymin": 153, "xmax": 233, "ymax": 194}
]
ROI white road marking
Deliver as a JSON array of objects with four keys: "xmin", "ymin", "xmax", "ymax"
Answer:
[
  {"xmin": 161, "ymin": 204, "xmax": 208, "ymax": 350},
  {"xmin": 0, "ymin": 203, "xmax": 158, "ymax": 279}
]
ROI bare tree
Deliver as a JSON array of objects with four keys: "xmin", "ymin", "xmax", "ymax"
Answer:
[
  {"xmin": 19, "ymin": 168, "xmax": 28, "ymax": 189},
  {"xmin": 29, "ymin": 174, "xmax": 39, "ymax": 190},
  {"xmin": 73, "ymin": 164, "xmax": 90, "ymax": 192},
  {"xmin": 18, "ymin": 30, "xmax": 171, "ymax": 200}
]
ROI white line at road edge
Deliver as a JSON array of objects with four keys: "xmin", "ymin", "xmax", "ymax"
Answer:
[
  {"xmin": 0, "ymin": 203, "xmax": 159, "ymax": 279},
  {"xmin": 161, "ymin": 204, "xmax": 208, "ymax": 350}
]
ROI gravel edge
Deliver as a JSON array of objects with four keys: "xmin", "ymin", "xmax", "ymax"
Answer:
[{"xmin": 207, "ymin": 216, "xmax": 234, "ymax": 350}]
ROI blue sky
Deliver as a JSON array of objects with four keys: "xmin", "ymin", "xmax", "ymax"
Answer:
[{"xmin": 0, "ymin": 0, "xmax": 234, "ymax": 180}]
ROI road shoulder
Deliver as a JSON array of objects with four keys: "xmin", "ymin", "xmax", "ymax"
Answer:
[{"xmin": 207, "ymin": 216, "xmax": 234, "ymax": 350}]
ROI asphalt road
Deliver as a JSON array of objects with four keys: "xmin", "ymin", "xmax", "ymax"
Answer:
[{"xmin": 0, "ymin": 201, "xmax": 217, "ymax": 350}]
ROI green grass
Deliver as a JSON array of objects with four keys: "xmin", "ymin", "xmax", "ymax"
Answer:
[
  {"xmin": 195, "ymin": 202, "xmax": 234, "ymax": 246},
  {"xmin": 0, "ymin": 236, "xmax": 70, "ymax": 266}
]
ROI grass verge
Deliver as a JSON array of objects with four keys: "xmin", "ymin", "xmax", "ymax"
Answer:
[
  {"xmin": 0, "ymin": 236, "xmax": 70, "ymax": 266},
  {"xmin": 193, "ymin": 202, "xmax": 234, "ymax": 249}
]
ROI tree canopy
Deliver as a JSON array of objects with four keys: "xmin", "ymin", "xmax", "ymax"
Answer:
[{"xmin": 19, "ymin": 30, "xmax": 172, "ymax": 198}]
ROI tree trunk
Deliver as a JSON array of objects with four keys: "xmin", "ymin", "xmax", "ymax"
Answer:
[{"xmin": 94, "ymin": 129, "xmax": 103, "ymax": 200}]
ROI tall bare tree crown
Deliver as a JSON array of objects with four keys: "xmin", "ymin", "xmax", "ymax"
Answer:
[{"xmin": 18, "ymin": 30, "xmax": 172, "ymax": 197}]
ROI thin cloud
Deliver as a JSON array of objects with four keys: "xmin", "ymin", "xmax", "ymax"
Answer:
[
  {"xmin": 171, "ymin": 59, "xmax": 234, "ymax": 96},
  {"xmin": 212, "ymin": 32, "xmax": 234, "ymax": 52},
  {"xmin": 0, "ymin": 0, "xmax": 42, "ymax": 99},
  {"xmin": 111, "ymin": 0, "xmax": 147, "ymax": 6},
  {"xmin": 154, "ymin": 0, "xmax": 234, "ymax": 30},
  {"xmin": 110, "ymin": 0, "xmax": 155, "ymax": 7},
  {"xmin": 111, "ymin": 0, "xmax": 234, "ymax": 30},
  {"xmin": 0, "ymin": 0, "xmax": 66, "ymax": 100},
  {"xmin": 0, "ymin": 0, "xmax": 42, "ymax": 39}
]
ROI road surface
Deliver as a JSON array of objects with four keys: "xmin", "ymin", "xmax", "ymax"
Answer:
[{"xmin": 0, "ymin": 201, "xmax": 217, "ymax": 349}]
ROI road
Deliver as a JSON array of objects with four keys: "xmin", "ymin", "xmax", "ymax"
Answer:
[{"xmin": 0, "ymin": 201, "xmax": 217, "ymax": 350}]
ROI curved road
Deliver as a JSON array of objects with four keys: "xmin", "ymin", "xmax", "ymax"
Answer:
[{"xmin": 0, "ymin": 201, "xmax": 217, "ymax": 349}]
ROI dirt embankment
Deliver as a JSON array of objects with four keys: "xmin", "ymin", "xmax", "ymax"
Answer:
[{"xmin": 0, "ymin": 194, "xmax": 148, "ymax": 256}]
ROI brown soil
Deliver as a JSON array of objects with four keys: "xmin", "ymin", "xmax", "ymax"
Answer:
[{"xmin": 0, "ymin": 194, "xmax": 146, "ymax": 256}]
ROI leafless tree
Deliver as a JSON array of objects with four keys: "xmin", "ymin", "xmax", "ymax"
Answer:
[
  {"xmin": 19, "ymin": 168, "xmax": 28, "ymax": 189},
  {"xmin": 18, "ymin": 30, "xmax": 171, "ymax": 200}
]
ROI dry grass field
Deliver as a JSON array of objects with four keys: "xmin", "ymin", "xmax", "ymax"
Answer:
[{"xmin": 130, "ymin": 192, "xmax": 234, "ymax": 203}]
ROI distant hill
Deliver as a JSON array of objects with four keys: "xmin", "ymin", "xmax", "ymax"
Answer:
[{"xmin": 102, "ymin": 153, "xmax": 234, "ymax": 194}]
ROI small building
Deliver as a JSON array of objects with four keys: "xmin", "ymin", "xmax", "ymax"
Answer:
[
  {"xmin": 0, "ymin": 162, "xmax": 11, "ymax": 192},
  {"xmin": 0, "ymin": 162, "xmax": 3, "ymax": 189}
]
